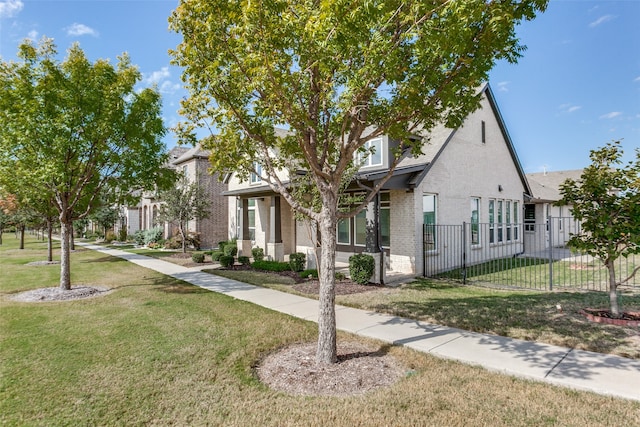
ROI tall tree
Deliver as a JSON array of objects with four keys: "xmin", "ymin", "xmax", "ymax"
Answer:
[
  {"xmin": 170, "ymin": 0, "xmax": 547, "ymax": 363},
  {"xmin": 156, "ymin": 174, "xmax": 211, "ymax": 253},
  {"xmin": 559, "ymin": 141, "xmax": 640, "ymax": 317},
  {"xmin": 0, "ymin": 39, "xmax": 170, "ymax": 290}
]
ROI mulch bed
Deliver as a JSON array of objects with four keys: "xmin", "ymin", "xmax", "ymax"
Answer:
[
  {"xmin": 292, "ymin": 280, "xmax": 386, "ymax": 296},
  {"xmin": 580, "ymin": 308, "xmax": 640, "ymax": 327}
]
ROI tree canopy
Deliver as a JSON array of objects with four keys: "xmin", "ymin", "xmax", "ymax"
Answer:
[
  {"xmin": 0, "ymin": 39, "xmax": 171, "ymax": 289},
  {"xmin": 170, "ymin": 0, "xmax": 548, "ymax": 363},
  {"xmin": 559, "ymin": 141, "xmax": 640, "ymax": 316}
]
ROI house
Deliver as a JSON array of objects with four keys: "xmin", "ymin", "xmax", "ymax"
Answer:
[
  {"xmin": 120, "ymin": 144, "xmax": 228, "ymax": 249},
  {"xmin": 524, "ymin": 169, "xmax": 583, "ymax": 251},
  {"xmin": 223, "ymin": 83, "xmax": 532, "ymax": 281}
]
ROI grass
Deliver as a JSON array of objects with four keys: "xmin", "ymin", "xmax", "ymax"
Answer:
[
  {"xmin": 2, "ymin": 233, "xmax": 640, "ymax": 425},
  {"xmin": 209, "ymin": 269, "xmax": 640, "ymax": 359}
]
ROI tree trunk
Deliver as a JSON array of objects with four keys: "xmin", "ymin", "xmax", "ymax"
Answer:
[
  {"xmin": 59, "ymin": 220, "xmax": 72, "ymax": 290},
  {"xmin": 180, "ymin": 223, "xmax": 187, "ymax": 253},
  {"xmin": 47, "ymin": 219, "xmax": 53, "ymax": 262},
  {"xmin": 316, "ymin": 206, "xmax": 338, "ymax": 364},
  {"xmin": 606, "ymin": 260, "xmax": 620, "ymax": 317},
  {"xmin": 70, "ymin": 224, "xmax": 75, "ymax": 251},
  {"xmin": 19, "ymin": 225, "xmax": 25, "ymax": 249}
]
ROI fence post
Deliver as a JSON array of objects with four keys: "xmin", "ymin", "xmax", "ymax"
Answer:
[
  {"xmin": 462, "ymin": 222, "xmax": 467, "ymax": 284},
  {"xmin": 548, "ymin": 216, "xmax": 554, "ymax": 291}
]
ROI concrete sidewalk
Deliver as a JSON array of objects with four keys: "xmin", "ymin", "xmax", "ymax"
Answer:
[{"xmin": 83, "ymin": 243, "xmax": 640, "ymax": 402}]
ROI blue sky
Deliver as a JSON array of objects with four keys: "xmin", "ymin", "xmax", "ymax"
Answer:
[{"xmin": 1, "ymin": 0, "xmax": 638, "ymax": 173}]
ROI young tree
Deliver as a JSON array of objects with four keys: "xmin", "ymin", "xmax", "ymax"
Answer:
[
  {"xmin": 169, "ymin": 0, "xmax": 547, "ymax": 363},
  {"xmin": 0, "ymin": 39, "xmax": 170, "ymax": 290},
  {"xmin": 156, "ymin": 174, "xmax": 211, "ymax": 253},
  {"xmin": 559, "ymin": 141, "xmax": 640, "ymax": 317}
]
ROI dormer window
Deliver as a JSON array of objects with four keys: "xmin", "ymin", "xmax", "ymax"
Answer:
[{"xmin": 358, "ymin": 137, "xmax": 383, "ymax": 167}]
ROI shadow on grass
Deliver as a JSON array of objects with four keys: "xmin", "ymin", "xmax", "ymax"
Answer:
[{"xmin": 372, "ymin": 289, "xmax": 640, "ymax": 357}]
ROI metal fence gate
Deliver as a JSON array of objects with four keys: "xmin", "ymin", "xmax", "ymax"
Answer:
[{"xmin": 423, "ymin": 217, "xmax": 640, "ymax": 291}]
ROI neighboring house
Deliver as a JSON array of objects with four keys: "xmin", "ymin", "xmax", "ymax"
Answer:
[
  {"xmin": 120, "ymin": 144, "xmax": 228, "ymax": 249},
  {"xmin": 223, "ymin": 83, "xmax": 532, "ymax": 281},
  {"xmin": 524, "ymin": 169, "xmax": 583, "ymax": 251}
]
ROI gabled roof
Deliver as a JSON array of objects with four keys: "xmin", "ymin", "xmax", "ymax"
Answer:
[
  {"xmin": 172, "ymin": 143, "xmax": 210, "ymax": 165},
  {"xmin": 526, "ymin": 169, "xmax": 583, "ymax": 203}
]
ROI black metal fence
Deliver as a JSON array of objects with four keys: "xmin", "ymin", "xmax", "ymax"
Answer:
[{"xmin": 423, "ymin": 217, "xmax": 640, "ymax": 291}]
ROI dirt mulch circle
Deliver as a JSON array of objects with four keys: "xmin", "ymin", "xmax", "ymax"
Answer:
[
  {"xmin": 256, "ymin": 341, "xmax": 406, "ymax": 397},
  {"xmin": 26, "ymin": 260, "xmax": 60, "ymax": 266},
  {"xmin": 581, "ymin": 308, "xmax": 640, "ymax": 327},
  {"xmin": 8, "ymin": 286, "xmax": 111, "ymax": 302},
  {"xmin": 293, "ymin": 280, "xmax": 387, "ymax": 295}
]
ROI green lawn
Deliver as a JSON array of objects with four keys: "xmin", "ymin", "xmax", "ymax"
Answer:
[{"xmin": 2, "ymin": 233, "xmax": 639, "ymax": 425}]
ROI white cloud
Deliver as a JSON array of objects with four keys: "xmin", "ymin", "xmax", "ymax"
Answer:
[
  {"xmin": 0, "ymin": 0, "xmax": 23, "ymax": 18},
  {"xmin": 160, "ymin": 80, "xmax": 181, "ymax": 94},
  {"xmin": 599, "ymin": 111, "xmax": 622, "ymax": 119},
  {"xmin": 589, "ymin": 14, "xmax": 614, "ymax": 28},
  {"xmin": 558, "ymin": 103, "xmax": 581, "ymax": 114},
  {"xmin": 26, "ymin": 29, "xmax": 38, "ymax": 41},
  {"xmin": 145, "ymin": 67, "xmax": 171, "ymax": 85},
  {"xmin": 496, "ymin": 81, "xmax": 510, "ymax": 92},
  {"xmin": 634, "ymin": 76, "xmax": 640, "ymax": 82},
  {"xmin": 65, "ymin": 23, "xmax": 98, "ymax": 37}
]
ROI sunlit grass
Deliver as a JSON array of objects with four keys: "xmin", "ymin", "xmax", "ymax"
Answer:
[{"xmin": 2, "ymin": 233, "xmax": 639, "ymax": 425}]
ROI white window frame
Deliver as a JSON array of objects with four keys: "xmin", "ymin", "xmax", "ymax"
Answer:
[
  {"xmin": 357, "ymin": 137, "xmax": 383, "ymax": 168},
  {"xmin": 250, "ymin": 162, "xmax": 262, "ymax": 184},
  {"xmin": 470, "ymin": 197, "xmax": 480, "ymax": 246}
]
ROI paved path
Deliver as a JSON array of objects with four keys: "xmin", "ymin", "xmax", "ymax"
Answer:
[{"xmin": 83, "ymin": 244, "xmax": 640, "ymax": 402}]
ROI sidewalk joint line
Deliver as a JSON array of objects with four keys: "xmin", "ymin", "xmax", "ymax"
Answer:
[{"xmin": 545, "ymin": 348, "xmax": 573, "ymax": 378}]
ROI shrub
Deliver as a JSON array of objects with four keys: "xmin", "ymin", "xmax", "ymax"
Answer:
[
  {"xmin": 164, "ymin": 236, "xmax": 182, "ymax": 249},
  {"xmin": 238, "ymin": 255, "xmax": 250, "ymax": 265},
  {"xmin": 143, "ymin": 227, "xmax": 163, "ymax": 245},
  {"xmin": 220, "ymin": 255, "xmax": 235, "ymax": 268},
  {"xmin": 335, "ymin": 271, "xmax": 346, "ymax": 281},
  {"xmin": 133, "ymin": 230, "xmax": 145, "ymax": 246},
  {"xmin": 104, "ymin": 230, "xmax": 117, "ymax": 243},
  {"xmin": 218, "ymin": 241, "xmax": 228, "ymax": 252},
  {"xmin": 147, "ymin": 241, "xmax": 162, "ymax": 249},
  {"xmin": 211, "ymin": 250, "xmax": 223, "ymax": 262},
  {"xmin": 118, "ymin": 228, "xmax": 127, "ymax": 242},
  {"xmin": 349, "ymin": 254, "xmax": 375, "ymax": 285},
  {"xmin": 191, "ymin": 253, "xmax": 205, "ymax": 263},
  {"xmin": 251, "ymin": 247, "xmax": 264, "ymax": 262},
  {"xmin": 300, "ymin": 269, "xmax": 318, "ymax": 279},
  {"xmin": 289, "ymin": 252, "xmax": 306, "ymax": 272},
  {"xmin": 223, "ymin": 243, "xmax": 238, "ymax": 257},
  {"xmin": 251, "ymin": 260, "xmax": 291, "ymax": 272}
]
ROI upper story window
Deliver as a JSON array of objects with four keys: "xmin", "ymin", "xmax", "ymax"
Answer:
[
  {"xmin": 357, "ymin": 138, "xmax": 383, "ymax": 167},
  {"xmin": 250, "ymin": 162, "xmax": 262, "ymax": 184},
  {"xmin": 481, "ymin": 121, "xmax": 486, "ymax": 144}
]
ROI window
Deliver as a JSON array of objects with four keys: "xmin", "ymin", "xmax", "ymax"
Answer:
[
  {"xmin": 506, "ymin": 200, "xmax": 512, "ymax": 241},
  {"xmin": 354, "ymin": 209, "xmax": 367, "ymax": 246},
  {"xmin": 337, "ymin": 219, "xmax": 350, "ymax": 245},
  {"xmin": 489, "ymin": 200, "xmax": 495, "ymax": 244},
  {"xmin": 497, "ymin": 200, "xmax": 503, "ymax": 242},
  {"xmin": 358, "ymin": 138, "xmax": 383, "ymax": 167},
  {"xmin": 481, "ymin": 121, "xmax": 486, "ymax": 144},
  {"xmin": 513, "ymin": 201, "xmax": 519, "ymax": 240},
  {"xmin": 247, "ymin": 199, "xmax": 256, "ymax": 240},
  {"xmin": 250, "ymin": 162, "xmax": 262, "ymax": 184},
  {"xmin": 423, "ymin": 194, "xmax": 437, "ymax": 250},
  {"xmin": 524, "ymin": 204, "xmax": 535, "ymax": 232},
  {"xmin": 380, "ymin": 192, "xmax": 390, "ymax": 247},
  {"xmin": 470, "ymin": 197, "xmax": 480, "ymax": 245}
]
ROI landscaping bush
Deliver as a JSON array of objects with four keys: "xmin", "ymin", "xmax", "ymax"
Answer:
[
  {"xmin": 118, "ymin": 228, "xmax": 128, "ymax": 242},
  {"xmin": 289, "ymin": 252, "xmax": 306, "ymax": 272},
  {"xmin": 251, "ymin": 260, "xmax": 291, "ymax": 272},
  {"xmin": 104, "ymin": 231, "xmax": 117, "ymax": 243},
  {"xmin": 349, "ymin": 254, "xmax": 375, "ymax": 285},
  {"xmin": 218, "ymin": 241, "xmax": 228, "ymax": 252},
  {"xmin": 238, "ymin": 255, "xmax": 250, "ymax": 266},
  {"xmin": 219, "ymin": 255, "xmax": 235, "ymax": 268},
  {"xmin": 211, "ymin": 250, "xmax": 223, "ymax": 262},
  {"xmin": 133, "ymin": 230, "xmax": 145, "ymax": 246},
  {"xmin": 191, "ymin": 253, "xmax": 205, "ymax": 263},
  {"xmin": 143, "ymin": 227, "xmax": 163, "ymax": 245},
  {"xmin": 300, "ymin": 269, "xmax": 318, "ymax": 279},
  {"xmin": 224, "ymin": 244, "xmax": 238, "ymax": 257},
  {"xmin": 335, "ymin": 271, "xmax": 346, "ymax": 281},
  {"xmin": 164, "ymin": 236, "xmax": 182, "ymax": 249},
  {"xmin": 251, "ymin": 247, "xmax": 264, "ymax": 262},
  {"xmin": 186, "ymin": 232, "xmax": 201, "ymax": 250}
]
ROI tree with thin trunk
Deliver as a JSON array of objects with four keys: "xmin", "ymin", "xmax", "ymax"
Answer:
[
  {"xmin": 169, "ymin": 0, "xmax": 548, "ymax": 364},
  {"xmin": 558, "ymin": 141, "xmax": 640, "ymax": 317},
  {"xmin": 156, "ymin": 174, "xmax": 211, "ymax": 253},
  {"xmin": 0, "ymin": 39, "xmax": 170, "ymax": 290}
]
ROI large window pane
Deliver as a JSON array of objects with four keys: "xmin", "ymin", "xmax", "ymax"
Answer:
[
  {"xmin": 380, "ymin": 208, "xmax": 390, "ymax": 247},
  {"xmin": 354, "ymin": 210, "xmax": 367, "ymax": 246},
  {"xmin": 471, "ymin": 197, "xmax": 480, "ymax": 245},
  {"xmin": 337, "ymin": 219, "xmax": 350, "ymax": 245},
  {"xmin": 423, "ymin": 194, "xmax": 437, "ymax": 250}
]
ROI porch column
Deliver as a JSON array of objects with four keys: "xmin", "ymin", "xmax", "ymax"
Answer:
[
  {"xmin": 267, "ymin": 196, "xmax": 284, "ymax": 261},
  {"xmin": 237, "ymin": 197, "xmax": 252, "ymax": 257},
  {"xmin": 364, "ymin": 193, "xmax": 385, "ymax": 284}
]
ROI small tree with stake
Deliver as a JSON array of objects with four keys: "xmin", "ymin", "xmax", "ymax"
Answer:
[{"xmin": 558, "ymin": 141, "xmax": 640, "ymax": 318}]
